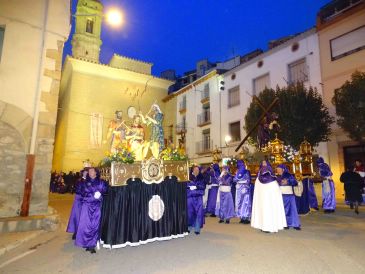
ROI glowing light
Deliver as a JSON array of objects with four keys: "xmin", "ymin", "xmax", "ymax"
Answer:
[
  {"xmin": 105, "ymin": 8, "xmax": 123, "ymax": 27},
  {"xmin": 224, "ymin": 135, "xmax": 232, "ymax": 144}
]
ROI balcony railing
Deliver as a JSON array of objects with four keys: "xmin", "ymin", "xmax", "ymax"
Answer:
[
  {"xmin": 176, "ymin": 122, "xmax": 187, "ymax": 134},
  {"xmin": 201, "ymin": 90, "xmax": 210, "ymax": 103},
  {"xmin": 196, "ymin": 139, "xmax": 213, "ymax": 154},
  {"xmin": 317, "ymin": 0, "xmax": 363, "ymax": 25},
  {"xmin": 197, "ymin": 111, "xmax": 211, "ymax": 126},
  {"xmin": 179, "ymin": 100, "xmax": 187, "ymax": 112}
]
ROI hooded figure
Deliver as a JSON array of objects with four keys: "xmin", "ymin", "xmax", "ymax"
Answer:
[
  {"xmin": 187, "ymin": 166, "xmax": 206, "ymax": 235},
  {"xmin": 276, "ymin": 164, "xmax": 301, "ymax": 230},
  {"xmin": 205, "ymin": 164, "xmax": 221, "ymax": 217},
  {"xmin": 317, "ymin": 157, "xmax": 336, "ymax": 213},
  {"xmin": 296, "ymin": 176, "xmax": 319, "ymax": 215},
  {"xmin": 251, "ymin": 160, "xmax": 287, "ymax": 233},
  {"xmin": 233, "ymin": 160, "xmax": 253, "ymax": 224},
  {"xmin": 75, "ymin": 168, "xmax": 108, "ymax": 253},
  {"xmin": 217, "ymin": 166, "xmax": 236, "ymax": 224},
  {"xmin": 66, "ymin": 168, "xmax": 88, "ymax": 239}
]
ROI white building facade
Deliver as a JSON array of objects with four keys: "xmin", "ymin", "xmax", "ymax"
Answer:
[
  {"xmin": 222, "ymin": 28, "xmax": 329, "ymax": 161},
  {"xmin": 171, "ymin": 70, "xmax": 225, "ymax": 164},
  {"xmin": 167, "ymin": 28, "xmax": 329, "ymax": 164}
]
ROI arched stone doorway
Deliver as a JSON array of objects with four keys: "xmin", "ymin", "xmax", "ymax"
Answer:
[{"xmin": 0, "ymin": 101, "xmax": 31, "ymax": 217}]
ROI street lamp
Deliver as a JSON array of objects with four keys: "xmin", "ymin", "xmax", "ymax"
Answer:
[{"xmin": 224, "ymin": 135, "xmax": 232, "ymax": 145}]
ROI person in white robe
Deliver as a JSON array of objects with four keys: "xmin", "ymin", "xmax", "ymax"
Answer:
[{"xmin": 251, "ymin": 160, "xmax": 287, "ymax": 233}]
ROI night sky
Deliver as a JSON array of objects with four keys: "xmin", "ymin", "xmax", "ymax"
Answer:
[{"xmin": 63, "ymin": 0, "xmax": 330, "ymax": 76}]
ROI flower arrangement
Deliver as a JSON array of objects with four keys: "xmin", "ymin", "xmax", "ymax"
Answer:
[
  {"xmin": 160, "ymin": 147, "xmax": 188, "ymax": 161},
  {"xmin": 99, "ymin": 144, "xmax": 135, "ymax": 167},
  {"xmin": 226, "ymin": 158, "xmax": 237, "ymax": 166},
  {"xmin": 270, "ymin": 145, "xmax": 301, "ymax": 163}
]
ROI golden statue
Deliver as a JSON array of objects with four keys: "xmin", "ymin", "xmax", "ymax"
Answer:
[
  {"xmin": 104, "ymin": 110, "xmax": 127, "ymax": 153},
  {"xmin": 126, "ymin": 115, "xmax": 146, "ymax": 161}
]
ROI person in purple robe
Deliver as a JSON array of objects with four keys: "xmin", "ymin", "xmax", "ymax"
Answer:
[
  {"xmin": 296, "ymin": 177, "xmax": 319, "ymax": 215},
  {"xmin": 66, "ymin": 168, "xmax": 88, "ymax": 240},
  {"xmin": 276, "ymin": 164, "xmax": 301, "ymax": 230},
  {"xmin": 75, "ymin": 167, "xmax": 108, "ymax": 253},
  {"xmin": 218, "ymin": 166, "xmax": 235, "ymax": 224},
  {"xmin": 187, "ymin": 165, "xmax": 206, "ymax": 235},
  {"xmin": 308, "ymin": 178, "xmax": 319, "ymax": 210},
  {"xmin": 251, "ymin": 160, "xmax": 287, "ymax": 233},
  {"xmin": 317, "ymin": 157, "xmax": 336, "ymax": 213},
  {"xmin": 205, "ymin": 163, "xmax": 220, "ymax": 217},
  {"xmin": 234, "ymin": 160, "xmax": 253, "ymax": 224}
]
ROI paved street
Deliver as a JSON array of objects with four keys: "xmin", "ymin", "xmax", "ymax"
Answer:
[{"xmin": 0, "ymin": 194, "xmax": 364, "ymax": 274}]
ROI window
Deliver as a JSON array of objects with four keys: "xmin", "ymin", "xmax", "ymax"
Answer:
[
  {"xmin": 202, "ymin": 84, "xmax": 209, "ymax": 100},
  {"xmin": 182, "ymin": 116, "xmax": 186, "ymax": 129},
  {"xmin": 288, "ymin": 59, "xmax": 308, "ymax": 84},
  {"xmin": 229, "ymin": 121, "xmax": 241, "ymax": 142},
  {"xmin": 330, "ymin": 25, "xmax": 365, "ymax": 61},
  {"xmin": 253, "ymin": 74, "xmax": 270, "ymax": 95},
  {"xmin": 0, "ymin": 26, "xmax": 5, "ymax": 62},
  {"xmin": 179, "ymin": 95, "xmax": 186, "ymax": 111},
  {"xmin": 202, "ymin": 129, "xmax": 211, "ymax": 150},
  {"xmin": 228, "ymin": 86, "xmax": 240, "ymax": 108},
  {"xmin": 202, "ymin": 103, "xmax": 210, "ymax": 122},
  {"xmin": 86, "ymin": 19, "xmax": 94, "ymax": 34}
]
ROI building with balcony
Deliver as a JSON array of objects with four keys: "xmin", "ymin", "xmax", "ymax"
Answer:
[
  {"xmin": 163, "ymin": 70, "xmax": 225, "ymax": 164},
  {"xmin": 222, "ymin": 27, "xmax": 329, "ymax": 162},
  {"xmin": 317, "ymin": 0, "xmax": 365, "ymax": 198}
]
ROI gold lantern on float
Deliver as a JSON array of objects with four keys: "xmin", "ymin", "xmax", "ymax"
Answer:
[
  {"xmin": 212, "ymin": 146, "xmax": 222, "ymax": 163},
  {"xmin": 293, "ymin": 153, "xmax": 303, "ymax": 180},
  {"xmin": 270, "ymin": 134, "xmax": 285, "ymax": 164},
  {"xmin": 238, "ymin": 146, "xmax": 249, "ymax": 161},
  {"xmin": 299, "ymin": 138, "xmax": 312, "ymax": 162},
  {"xmin": 299, "ymin": 138, "xmax": 314, "ymax": 175}
]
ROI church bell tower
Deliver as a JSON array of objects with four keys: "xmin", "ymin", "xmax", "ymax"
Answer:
[{"xmin": 71, "ymin": 0, "xmax": 103, "ymax": 62}]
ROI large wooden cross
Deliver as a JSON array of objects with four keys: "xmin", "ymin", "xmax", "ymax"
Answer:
[{"xmin": 235, "ymin": 96, "xmax": 279, "ymax": 152}]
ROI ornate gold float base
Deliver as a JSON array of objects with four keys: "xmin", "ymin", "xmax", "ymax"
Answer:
[{"xmin": 100, "ymin": 158, "xmax": 189, "ymax": 186}]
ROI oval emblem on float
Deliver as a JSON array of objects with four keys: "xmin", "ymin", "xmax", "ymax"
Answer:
[{"xmin": 148, "ymin": 195, "xmax": 165, "ymax": 221}]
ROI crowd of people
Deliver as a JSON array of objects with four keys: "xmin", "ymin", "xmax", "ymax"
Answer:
[
  {"xmin": 187, "ymin": 159, "xmax": 304, "ymax": 234},
  {"xmin": 49, "ymin": 171, "xmax": 83, "ymax": 194},
  {"xmin": 65, "ymin": 157, "xmax": 364, "ymax": 253},
  {"xmin": 187, "ymin": 157, "xmax": 364, "ymax": 234}
]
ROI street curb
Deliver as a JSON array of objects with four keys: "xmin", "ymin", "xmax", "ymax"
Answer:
[{"xmin": 0, "ymin": 230, "xmax": 45, "ymax": 257}]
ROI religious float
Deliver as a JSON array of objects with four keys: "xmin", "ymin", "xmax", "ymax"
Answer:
[
  {"xmin": 213, "ymin": 135, "xmax": 316, "ymax": 178},
  {"xmin": 98, "ymin": 103, "xmax": 190, "ymax": 248}
]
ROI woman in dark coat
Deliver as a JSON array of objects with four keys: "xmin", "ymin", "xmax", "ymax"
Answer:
[{"xmin": 340, "ymin": 168, "xmax": 363, "ymax": 214}]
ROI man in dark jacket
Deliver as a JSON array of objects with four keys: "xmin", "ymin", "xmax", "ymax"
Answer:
[{"xmin": 340, "ymin": 168, "xmax": 363, "ymax": 214}]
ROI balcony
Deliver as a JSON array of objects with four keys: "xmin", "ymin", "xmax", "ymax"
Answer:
[
  {"xmin": 201, "ymin": 90, "xmax": 210, "ymax": 104},
  {"xmin": 317, "ymin": 0, "xmax": 363, "ymax": 26},
  {"xmin": 176, "ymin": 122, "xmax": 187, "ymax": 135},
  {"xmin": 196, "ymin": 139, "xmax": 213, "ymax": 154},
  {"xmin": 179, "ymin": 100, "xmax": 187, "ymax": 113},
  {"xmin": 197, "ymin": 111, "xmax": 211, "ymax": 127}
]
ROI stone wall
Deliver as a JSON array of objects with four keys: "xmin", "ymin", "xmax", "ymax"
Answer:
[
  {"xmin": 0, "ymin": 121, "xmax": 26, "ymax": 217},
  {"xmin": 0, "ymin": 40, "xmax": 64, "ymax": 217},
  {"xmin": 29, "ymin": 40, "xmax": 64, "ymax": 215},
  {"xmin": 0, "ymin": 101, "xmax": 32, "ymax": 217}
]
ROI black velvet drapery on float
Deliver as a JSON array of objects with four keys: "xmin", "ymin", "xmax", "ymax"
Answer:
[{"xmin": 100, "ymin": 177, "xmax": 188, "ymax": 248}]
